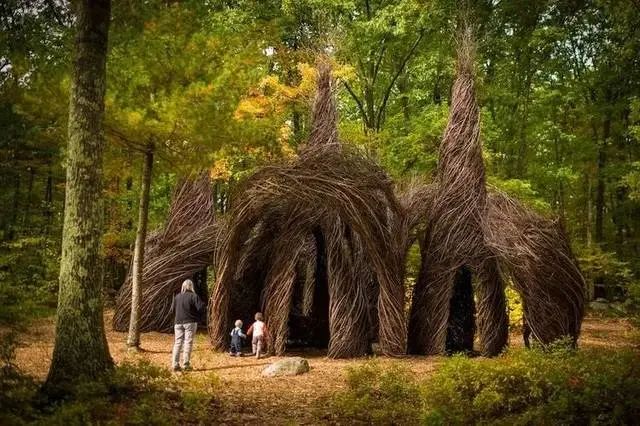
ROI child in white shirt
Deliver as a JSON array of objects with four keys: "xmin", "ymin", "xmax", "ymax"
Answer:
[{"xmin": 247, "ymin": 312, "xmax": 268, "ymax": 359}]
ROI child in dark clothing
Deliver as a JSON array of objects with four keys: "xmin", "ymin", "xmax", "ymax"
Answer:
[{"xmin": 229, "ymin": 320, "xmax": 246, "ymax": 356}]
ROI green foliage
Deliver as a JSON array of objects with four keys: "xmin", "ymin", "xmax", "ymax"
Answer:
[
  {"xmin": 622, "ymin": 162, "xmax": 640, "ymax": 202},
  {"xmin": 626, "ymin": 281, "xmax": 640, "ymax": 309},
  {"xmin": 0, "ymin": 351, "xmax": 221, "ymax": 425},
  {"xmin": 487, "ymin": 177, "xmax": 551, "ymax": 213},
  {"xmin": 577, "ymin": 245, "xmax": 633, "ymax": 300},
  {"xmin": 3, "ymin": 0, "xmax": 640, "ymax": 310},
  {"xmin": 333, "ymin": 361, "xmax": 422, "ymax": 424},
  {"xmin": 505, "ymin": 286, "xmax": 524, "ymax": 330},
  {"xmin": 0, "ymin": 237, "xmax": 58, "ymax": 327},
  {"xmin": 0, "ymin": 332, "xmax": 38, "ymax": 425},
  {"xmin": 422, "ymin": 348, "xmax": 640, "ymax": 425},
  {"xmin": 332, "ymin": 348, "xmax": 640, "ymax": 425}
]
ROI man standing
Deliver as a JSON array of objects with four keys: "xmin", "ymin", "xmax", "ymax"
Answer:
[{"xmin": 171, "ymin": 279, "xmax": 205, "ymax": 371}]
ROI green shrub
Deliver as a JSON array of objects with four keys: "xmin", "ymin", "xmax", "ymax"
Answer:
[
  {"xmin": 38, "ymin": 360, "xmax": 180, "ymax": 424},
  {"xmin": 126, "ymin": 393, "xmax": 175, "ymax": 426},
  {"xmin": 505, "ymin": 286, "xmax": 524, "ymax": 330},
  {"xmin": 577, "ymin": 245, "xmax": 633, "ymax": 301},
  {"xmin": 0, "ymin": 355, "xmax": 220, "ymax": 425},
  {"xmin": 333, "ymin": 361, "xmax": 422, "ymax": 425},
  {"xmin": 332, "ymin": 348, "xmax": 640, "ymax": 425},
  {"xmin": 0, "ymin": 237, "xmax": 58, "ymax": 327},
  {"xmin": 422, "ymin": 348, "xmax": 640, "ymax": 425},
  {"xmin": 0, "ymin": 331, "xmax": 39, "ymax": 425},
  {"xmin": 107, "ymin": 359, "xmax": 173, "ymax": 397}
]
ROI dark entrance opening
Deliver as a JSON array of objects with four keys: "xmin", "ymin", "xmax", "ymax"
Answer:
[
  {"xmin": 227, "ymin": 224, "xmax": 274, "ymax": 341},
  {"xmin": 192, "ymin": 268, "xmax": 209, "ymax": 327},
  {"xmin": 287, "ymin": 227, "xmax": 330, "ymax": 350},
  {"xmin": 445, "ymin": 265, "xmax": 476, "ymax": 354},
  {"xmin": 225, "ymin": 225, "xmax": 331, "ymax": 354}
]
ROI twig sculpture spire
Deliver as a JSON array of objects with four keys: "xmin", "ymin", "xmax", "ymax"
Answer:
[
  {"xmin": 208, "ymin": 60, "xmax": 407, "ymax": 357},
  {"xmin": 408, "ymin": 25, "xmax": 585, "ymax": 355}
]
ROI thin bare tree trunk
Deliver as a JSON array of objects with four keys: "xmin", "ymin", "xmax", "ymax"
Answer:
[
  {"xmin": 22, "ymin": 166, "xmax": 35, "ymax": 228},
  {"xmin": 43, "ymin": 167, "xmax": 53, "ymax": 235},
  {"xmin": 595, "ymin": 117, "xmax": 610, "ymax": 244},
  {"xmin": 6, "ymin": 172, "xmax": 20, "ymax": 240},
  {"xmin": 586, "ymin": 174, "xmax": 593, "ymax": 247},
  {"xmin": 127, "ymin": 145, "xmax": 154, "ymax": 349}
]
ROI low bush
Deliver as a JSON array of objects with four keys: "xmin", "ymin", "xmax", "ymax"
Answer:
[
  {"xmin": 0, "ymin": 332, "xmax": 39, "ymax": 424},
  {"xmin": 0, "ymin": 333, "xmax": 220, "ymax": 426},
  {"xmin": 333, "ymin": 347, "xmax": 640, "ymax": 425},
  {"xmin": 332, "ymin": 361, "xmax": 422, "ymax": 424},
  {"xmin": 0, "ymin": 237, "xmax": 58, "ymax": 328},
  {"xmin": 423, "ymin": 347, "xmax": 640, "ymax": 425}
]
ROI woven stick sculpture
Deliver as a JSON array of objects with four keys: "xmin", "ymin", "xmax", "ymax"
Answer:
[
  {"xmin": 209, "ymin": 61, "xmax": 407, "ymax": 358},
  {"xmin": 407, "ymin": 26, "xmax": 585, "ymax": 356},
  {"xmin": 113, "ymin": 172, "xmax": 219, "ymax": 332}
]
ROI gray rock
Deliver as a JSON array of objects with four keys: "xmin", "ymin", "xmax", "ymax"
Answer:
[{"xmin": 261, "ymin": 357, "xmax": 310, "ymax": 377}]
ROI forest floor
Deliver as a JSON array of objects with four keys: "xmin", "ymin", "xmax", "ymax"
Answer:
[{"xmin": 13, "ymin": 312, "xmax": 638, "ymax": 425}]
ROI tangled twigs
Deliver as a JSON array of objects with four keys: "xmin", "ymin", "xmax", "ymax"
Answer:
[
  {"xmin": 209, "ymin": 62, "xmax": 407, "ymax": 357},
  {"xmin": 113, "ymin": 172, "xmax": 219, "ymax": 332},
  {"xmin": 407, "ymin": 25, "xmax": 585, "ymax": 355}
]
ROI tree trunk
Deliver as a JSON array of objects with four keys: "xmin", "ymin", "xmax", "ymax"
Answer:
[
  {"xmin": 127, "ymin": 145, "xmax": 154, "ymax": 349},
  {"xmin": 364, "ymin": 84, "xmax": 375, "ymax": 132},
  {"xmin": 586, "ymin": 174, "xmax": 593, "ymax": 247},
  {"xmin": 292, "ymin": 109, "xmax": 302, "ymax": 144},
  {"xmin": 595, "ymin": 117, "xmax": 610, "ymax": 244},
  {"xmin": 6, "ymin": 172, "xmax": 20, "ymax": 240},
  {"xmin": 22, "ymin": 166, "xmax": 35, "ymax": 229},
  {"xmin": 44, "ymin": 0, "xmax": 112, "ymax": 393},
  {"xmin": 43, "ymin": 167, "xmax": 53, "ymax": 235},
  {"xmin": 397, "ymin": 73, "xmax": 410, "ymax": 135},
  {"xmin": 553, "ymin": 134, "xmax": 566, "ymax": 224}
]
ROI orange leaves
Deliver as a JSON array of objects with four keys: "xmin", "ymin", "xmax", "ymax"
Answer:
[
  {"xmin": 233, "ymin": 63, "xmax": 317, "ymax": 121},
  {"xmin": 210, "ymin": 158, "xmax": 232, "ymax": 180},
  {"xmin": 278, "ymin": 124, "xmax": 296, "ymax": 158},
  {"xmin": 235, "ymin": 93, "xmax": 272, "ymax": 119}
]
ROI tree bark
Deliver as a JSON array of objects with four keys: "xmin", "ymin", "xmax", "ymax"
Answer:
[
  {"xmin": 586, "ymin": 173, "xmax": 593, "ymax": 247},
  {"xmin": 397, "ymin": 72, "xmax": 410, "ymax": 135},
  {"xmin": 6, "ymin": 172, "xmax": 20, "ymax": 240},
  {"xmin": 45, "ymin": 0, "xmax": 112, "ymax": 392},
  {"xmin": 43, "ymin": 167, "xmax": 53, "ymax": 235},
  {"xmin": 595, "ymin": 116, "xmax": 610, "ymax": 243},
  {"xmin": 292, "ymin": 109, "xmax": 302, "ymax": 144},
  {"xmin": 127, "ymin": 145, "xmax": 154, "ymax": 349},
  {"xmin": 22, "ymin": 166, "xmax": 35, "ymax": 228}
]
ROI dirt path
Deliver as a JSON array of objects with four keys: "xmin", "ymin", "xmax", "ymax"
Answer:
[{"xmin": 13, "ymin": 313, "xmax": 638, "ymax": 424}]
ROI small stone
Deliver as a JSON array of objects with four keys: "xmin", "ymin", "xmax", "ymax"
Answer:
[{"xmin": 261, "ymin": 357, "xmax": 310, "ymax": 377}]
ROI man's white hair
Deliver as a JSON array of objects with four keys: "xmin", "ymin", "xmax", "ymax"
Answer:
[{"xmin": 181, "ymin": 279, "xmax": 195, "ymax": 293}]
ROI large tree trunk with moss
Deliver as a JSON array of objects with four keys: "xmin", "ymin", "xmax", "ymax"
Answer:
[
  {"xmin": 127, "ymin": 145, "xmax": 154, "ymax": 349},
  {"xmin": 44, "ymin": 0, "xmax": 112, "ymax": 391}
]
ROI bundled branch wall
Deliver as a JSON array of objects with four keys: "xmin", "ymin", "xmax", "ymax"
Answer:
[
  {"xmin": 407, "ymin": 26, "xmax": 585, "ymax": 356},
  {"xmin": 209, "ymin": 62, "xmax": 407, "ymax": 358},
  {"xmin": 113, "ymin": 40, "xmax": 584, "ymax": 357},
  {"xmin": 113, "ymin": 173, "xmax": 219, "ymax": 332}
]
